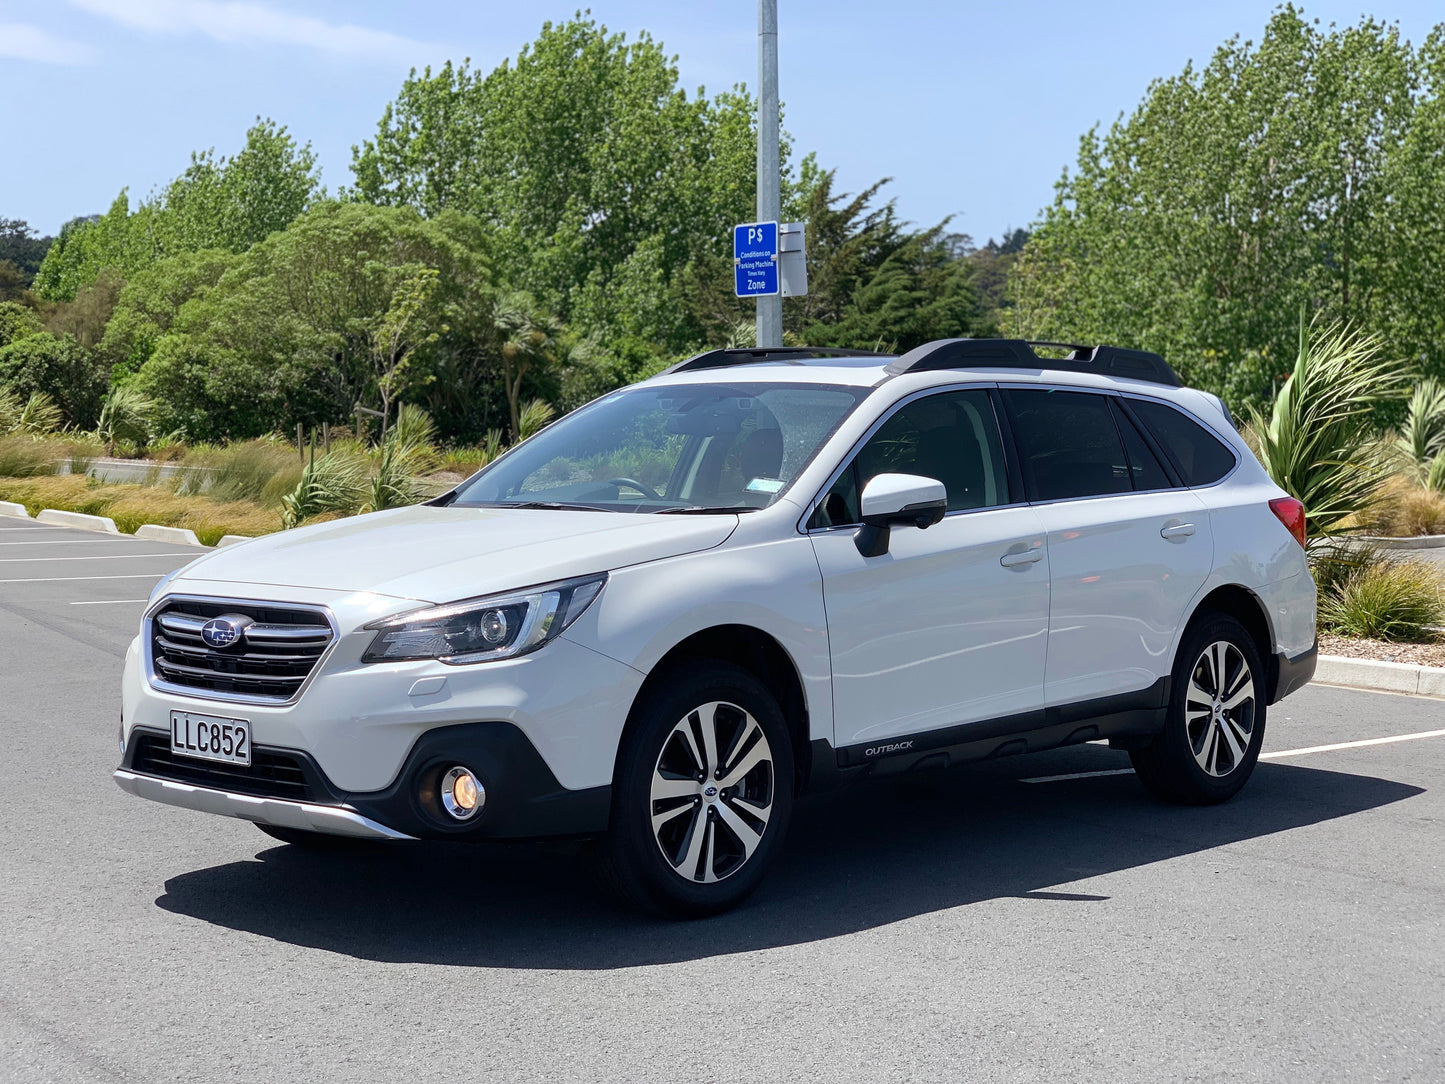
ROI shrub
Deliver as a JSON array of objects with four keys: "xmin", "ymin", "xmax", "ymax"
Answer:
[
  {"xmin": 1319, "ymin": 559, "xmax": 1444, "ymax": 642},
  {"xmin": 1369, "ymin": 477, "xmax": 1445, "ymax": 537},
  {"xmin": 517, "ymin": 398, "xmax": 555, "ymax": 441},
  {"xmin": 177, "ymin": 438, "xmax": 302, "ymax": 507},
  {"xmin": 1246, "ymin": 318, "xmax": 1410, "ymax": 544},
  {"xmin": 0, "ymin": 332, "xmax": 109, "ymax": 427},
  {"xmin": 1394, "ymin": 379, "xmax": 1445, "ymax": 485},
  {"xmin": 95, "ymin": 384, "xmax": 156, "ymax": 448},
  {"xmin": 0, "ymin": 388, "xmax": 63, "ymax": 436},
  {"xmin": 0, "ymin": 435, "xmax": 59, "ymax": 477},
  {"xmin": 281, "ymin": 452, "xmax": 366, "ymax": 528}
]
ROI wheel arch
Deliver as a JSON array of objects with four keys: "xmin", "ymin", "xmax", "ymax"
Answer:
[
  {"xmin": 620, "ymin": 624, "xmax": 813, "ymax": 797},
  {"xmin": 1183, "ymin": 583, "xmax": 1279, "ymax": 699}
]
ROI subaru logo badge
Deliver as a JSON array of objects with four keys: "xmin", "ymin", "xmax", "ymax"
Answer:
[{"xmin": 200, "ymin": 615, "xmax": 250, "ymax": 649}]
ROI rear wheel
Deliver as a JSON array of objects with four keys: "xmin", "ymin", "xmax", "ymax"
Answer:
[
  {"xmin": 1131, "ymin": 614, "xmax": 1266, "ymax": 805},
  {"xmin": 602, "ymin": 662, "xmax": 794, "ymax": 918}
]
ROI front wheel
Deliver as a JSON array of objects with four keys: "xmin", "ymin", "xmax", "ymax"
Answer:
[
  {"xmin": 602, "ymin": 662, "xmax": 794, "ymax": 918},
  {"xmin": 1131, "ymin": 614, "xmax": 1267, "ymax": 805}
]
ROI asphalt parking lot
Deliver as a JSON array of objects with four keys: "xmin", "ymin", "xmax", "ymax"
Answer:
[{"xmin": 1, "ymin": 519, "xmax": 1442, "ymax": 1083}]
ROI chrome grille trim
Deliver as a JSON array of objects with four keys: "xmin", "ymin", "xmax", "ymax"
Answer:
[{"xmin": 144, "ymin": 594, "xmax": 339, "ymax": 706}]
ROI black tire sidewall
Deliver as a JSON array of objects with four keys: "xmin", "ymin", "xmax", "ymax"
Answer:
[
  {"xmin": 606, "ymin": 662, "xmax": 794, "ymax": 918},
  {"xmin": 1138, "ymin": 614, "xmax": 1268, "ymax": 804}
]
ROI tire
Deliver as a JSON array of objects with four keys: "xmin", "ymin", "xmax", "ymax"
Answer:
[
  {"xmin": 601, "ymin": 662, "xmax": 795, "ymax": 918},
  {"xmin": 1130, "ymin": 613, "xmax": 1267, "ymax": 805},
  {"xmin": 254, "ymin": 823, "xmax": 379, "ymax": 850}
]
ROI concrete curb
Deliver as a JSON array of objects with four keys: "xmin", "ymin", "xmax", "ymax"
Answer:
[
  {"xmin": 1357, "ymin": 534, "xmax": 1445, "ymax": 551},
  {"xmin": 35, "ymin": 509, "xmax": 119, "ymax": 534},
  {"xmin": 135, "ymin": 524, "xmax": 203, "ymax": 546},
  {"xmin": 0, "ymin": 501, "xmax": 30, "ymax": 519},
  {"xmin": 216, "ymin": 535, "xmax": 252, "ymax": 547},
  {"xmin": 1316, "ymin": 654, "xmax": 1445, "ymax": 698}
]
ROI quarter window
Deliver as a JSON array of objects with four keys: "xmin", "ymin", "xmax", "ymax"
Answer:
[
  {"xmin": 1109, "ymin": 399, "xmax": 1173, "ymax": 491},
  {"xmin": 1129, "ymin": 399, "xmax": 1238, "ymax": 486},
  {"xmin": 812, "ymin": 389, "xmax": 1011, "ymax": 527},
  {"xmin": 1003, "ymin": 389, "xmax": 1132, "ymax": 501}
]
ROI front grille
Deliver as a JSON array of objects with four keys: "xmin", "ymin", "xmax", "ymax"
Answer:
[
  {"xmin": 149, "ymin": 598, "xmax": 334, "ymax": 702},
  {"xmin": 130, "ymin": 733, "xmax": 315, "ymax": 801}
]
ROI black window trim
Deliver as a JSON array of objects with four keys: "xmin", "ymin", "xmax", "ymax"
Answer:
[
  {"xmin": 798, "ymin": 381, "xmax": 1027, "ymax": 533},
  {"xmin": 1118, "ymin": 392, "xmax": 1241, "ymax": 490},
  {"xmin": 1108, "ymin": 396, "xmax": 1183, "ymax": 491}
]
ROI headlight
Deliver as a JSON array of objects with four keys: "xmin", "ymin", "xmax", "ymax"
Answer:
[{"xmin": 361, "ymin": 574, "xmax": 606, "ymax": 665}]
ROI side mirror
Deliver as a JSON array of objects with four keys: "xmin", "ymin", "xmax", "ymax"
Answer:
[{"xmin": 855, "ymin": 473, "xmax": 947, "ymax": 557}]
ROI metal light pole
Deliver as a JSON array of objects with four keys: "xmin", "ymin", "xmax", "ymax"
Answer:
[{"xmin": 756, "ymin": 0, "xmax": 782, "ymax": 348}]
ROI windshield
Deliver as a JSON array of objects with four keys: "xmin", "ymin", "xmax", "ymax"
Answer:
[{"xmin": 451, "ymin": 382, "xmax": 868, "ymax": 513}]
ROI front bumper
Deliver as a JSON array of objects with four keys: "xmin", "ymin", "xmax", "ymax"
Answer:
[
  {"xmin": 117, "ymin": 721, "xmax": 612, "ymax": 840},
  {"xmin": 113, "ymin": 769, "xmax": 413, "ymax": 840}
]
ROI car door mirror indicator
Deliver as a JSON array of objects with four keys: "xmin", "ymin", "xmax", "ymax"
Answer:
[{"xmin": 855, "ymin": 473, "xmax": 948, "ymax": 556}]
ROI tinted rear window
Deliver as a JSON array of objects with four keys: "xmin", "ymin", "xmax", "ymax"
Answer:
[
  {"xmin": 1129, "ymin": 399, "xmax": 1237, "ymax": 486},
  {"xmin": 1004, "ymin": 389, "xmax": 1132, "ymax": 501}
]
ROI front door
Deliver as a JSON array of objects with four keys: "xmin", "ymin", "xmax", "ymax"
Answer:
[{"xmin": 808, "ymin": 388, "xmax": 1051, "ymax": 753}]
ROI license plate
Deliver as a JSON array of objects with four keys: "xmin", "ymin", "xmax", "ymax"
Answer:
[{"xmin": 170, "ymin": 711, "xmax": 250, "ymax": 767}]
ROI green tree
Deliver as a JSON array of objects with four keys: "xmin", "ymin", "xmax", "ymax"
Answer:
[
  {"xmin": 0, "ymin": 300, "xmax": 43, "ymax": 349},
  {"xmin": 0, "ymin": 332, "xmax": 109, "ymax": 427},
  {"xmin": 352, "ymin": 17, "xmax": 776, "ymax": 351},
  {"xmin": 133, "ymin": 202, "xmax": 486, "ymax": 440},
  {"xmin": 369, "ymin": 267, "xmax": 441, "ymax": 437},
  {"xmin": 1008, "ymin": 7, "xmax": 1445, "ymax": 411},
  {"xmin": 33, "ymin": 120, "xmax": 320, "ymax": 301}
]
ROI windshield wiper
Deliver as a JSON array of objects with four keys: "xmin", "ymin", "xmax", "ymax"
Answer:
[
  {"xmin": 654, "ymin": 505, "xmax": 759, "ymax": 515},
  {"xmin": 494, "ymin": 501, "xmax": 615, "ymax": 512}
]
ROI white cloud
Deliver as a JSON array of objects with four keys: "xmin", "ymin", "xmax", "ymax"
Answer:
[
  {"xmin": 68, "ymin": 0, "xmax": 430, "ymax": 62},
  {"xmin": 0, "ymin": 22, "xmax": 96, "ymax": 64}
]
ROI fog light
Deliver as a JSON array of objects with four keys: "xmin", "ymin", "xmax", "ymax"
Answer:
[{"xmin": 441, "ymin": 766, "xmax": 484, "ymax": 820}]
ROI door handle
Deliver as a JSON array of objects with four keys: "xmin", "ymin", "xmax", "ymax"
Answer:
[
  {"xmin": 1160, "ymin": 523, "xmax": 1196, "ymax": 540},
  {"xmin": 1000, "ymin": 550, "xmax": 1043, "ymax": 568}
]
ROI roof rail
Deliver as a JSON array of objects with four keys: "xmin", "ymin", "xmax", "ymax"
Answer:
[
  {"xmin": 662, "ymin": 346, "xmax": 895, "ymax": 375},
  {"xmin": 884, "ymin": 338, "xmax": 1181, "ymax": 388}
]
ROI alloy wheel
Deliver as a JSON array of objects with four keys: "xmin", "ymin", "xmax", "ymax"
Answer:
[
  {"xmin": 1185, "ymin": 640, "xmax": 1256, "ymax": 777},
  {"xmin": 649, "ymin": 700, "xmax": 775, "ymax": 883}
]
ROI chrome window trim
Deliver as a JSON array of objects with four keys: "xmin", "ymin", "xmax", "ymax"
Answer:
[
  {"xmin": 143, "ymin": 592, "xmax": 341, "ymax": 708},
  {"xmin": 795, "ymin": 381, "xmax": 1029, "ymax": 535}
]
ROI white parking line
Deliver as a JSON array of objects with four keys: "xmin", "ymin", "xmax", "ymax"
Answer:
[
  {"xmin": 1257, "ymin": 728, "xmax": 1445, "ymax": 759},
  {"xmin": 69, "ymin": 599, "xmax": 152, "ymax": 606},
  {"xmin": 1021, "ymin": 769, "xmax": 1133, "ymax": 783},
  {"xmin": 0, "ymin": 554, "xmax": 186, "ymax": 562},
  {"xmin": 0, "ymin": 574, "xmax": 168, "ymax": 584},
  {"xmin": 1021, "ymin": 727, "xmax": 1445, "ymax": 783},
  {"xmin": 0, "ymin": 539, "xmax": 159, "ymax": 546}
]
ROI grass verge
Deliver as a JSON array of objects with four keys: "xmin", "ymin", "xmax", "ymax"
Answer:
[{"xmin": 0, "ymin": 475, "xmax": 280, "ymax": 546}]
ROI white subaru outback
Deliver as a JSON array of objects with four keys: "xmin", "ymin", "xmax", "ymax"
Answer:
[{"xmin": 116, "ymin": 339, "xmax": 1317, "ymax": 916}]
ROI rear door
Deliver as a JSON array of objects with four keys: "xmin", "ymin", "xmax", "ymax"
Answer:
[
  {"xmin": 1000, "ymin": 387, "xmax": 1213, "ymax": 707},
  {"xmin": 809, "ymin": 387, "xmax": 1050, "ymax": 753}
]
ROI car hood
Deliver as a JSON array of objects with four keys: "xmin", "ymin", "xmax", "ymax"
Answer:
[{"xmin": 174, "ymin": 505, "xmax": 739, "ymax": 603}]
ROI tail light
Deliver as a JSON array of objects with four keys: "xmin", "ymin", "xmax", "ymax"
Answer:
[{"xmin": 1269, "ymin": 496, "xmax": 1307, "ymax": 548}]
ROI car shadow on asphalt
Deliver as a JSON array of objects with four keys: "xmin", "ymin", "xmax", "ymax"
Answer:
[{"xmin": 154, "ymin": 755, "xmax": 1422, "ymax": 969}]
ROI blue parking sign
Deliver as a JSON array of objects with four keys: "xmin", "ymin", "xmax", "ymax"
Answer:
[{"xmin": 734, "ymin": 221, "xmax": 779, "ymax": 297}]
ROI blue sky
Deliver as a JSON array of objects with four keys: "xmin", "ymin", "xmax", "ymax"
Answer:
[{"xmin": 2, "ymin": 1, "xmax": 1441, "ymax": 243}]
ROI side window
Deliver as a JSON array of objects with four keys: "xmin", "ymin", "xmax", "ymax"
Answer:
[
  {"xmin": 1129, "ymin": 399, "xmax": 1238, "ymax": 486},
  {"xmin": 1004, "ymin": 389, "xmax": 1131, "ymax": 501},
  {"xmin": 1109, "ymin": 398, "xmax": 1173, "ymax": 491},
  {"xmin": 811, "ymin": 389, "xmax": 1011, "ymax": 527}
]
